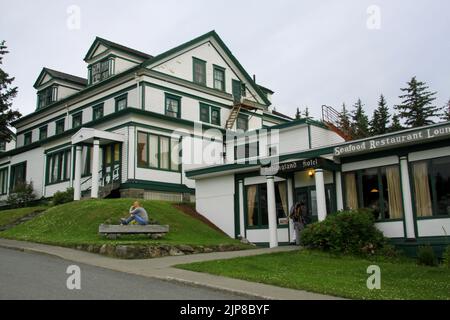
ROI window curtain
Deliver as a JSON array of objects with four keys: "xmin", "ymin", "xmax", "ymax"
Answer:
[
  {"xmin": 413, "ymin": 162, "xmax": 433, "ymax": 217},
  {"xmin": 277, "ymin": 182, "xmax": 288, "ymax": 217},
  {"xmin": 386, "ymin": 166, "xmax": 403, "ymax": 219},
  {"xmin": 344, "ymin": 172, "xmax": 359, "ymax": 209},
  {"xmin": 247, "ymin": 185, "xmax": 257, "ymax": 226}
]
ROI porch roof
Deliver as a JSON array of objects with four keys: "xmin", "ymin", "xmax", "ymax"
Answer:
[{"xmin": 71, "ymin": 128, "xmax": 125, "ymax": 145}]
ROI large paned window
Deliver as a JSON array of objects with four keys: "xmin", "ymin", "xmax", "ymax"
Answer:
[
  {"xmin": 412, "ymin": 156, "xmax": 450, "ymax": 217},
  {"xmin": 72, "ymin": 112, "xmax": 82, "ymax": 128},
  {"xmin": 37, "ymin": 86, "xmax": 57, "ymax": 109},
  {"xmin": 236, "ymin": 115, "xmax": 249, "ymax": 131},
  {"xmin": 0, "ymin": 167, "xmax": 8, "ymax": 195},
  {"xmin": 137, "ymin": 131, "xmax": 180, "ymax": 172},
  {"xmin": 90, "ymin": 58, "xmax": 114, "ymax": 84},
  {"xmin": 93, "ymin": 103, "xmax": 104, "ymax": 120},
  {"xmin": 343, "ymin": 165, "xmax": 403, "ymax": 220},
  {"xmin": 199, "ymin": 103, "xmax": 221, "ymax": 125},
  {"xmin": 213, "ymin": 65, "xmax": 225, "ymax": 91},
  {"xmin": 165, "ymin": 94, "xmax": 181, "ymax": 118},
  {"xmin": 234, "ymin": 140, "xmax": 259, "ymax": 161},
  {"xmin": 55, "ymin": 119, "xmax": 65, "ymax": 134},
  {"xmin": 39, "ymin": 126, "xmax": 48, "ymax": 140},
  {"xmin": 10, "ymin": 162, "xmax": 26, "ymax": 191},
  {"xmin": 115, "ymin": 94, "xmax": 127, "ymax": 111},
  {"xmin": 193, "ymin": 58, "xmax": 206, "ymax": 86},
  {"xmin": 46, "ymin": 149, "xmax": 71, "ymax": 185},
  {"xmin": 246, "ymin": 181, "xmax": 288, "ymax": 228},
  {"xmin": 24, "ymin": 132, "xmax": 32, "ymax": 146}
]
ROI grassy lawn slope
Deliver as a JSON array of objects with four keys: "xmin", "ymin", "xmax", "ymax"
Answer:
[
  {"xmin": 0, "ymin": 206, "xmax": 48, "ymax": 227},
  {"xmin": 177, "ymin": 250, "xmax": 450, "ymax": 300},
  {"xmin": 0, "ymin": 199, "xmax": 242, "ymax": 247}
]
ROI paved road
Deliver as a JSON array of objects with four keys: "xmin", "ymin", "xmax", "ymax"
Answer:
[{"xmin": 0, "ymin": 247, "xmax": 247, "ymax": 300}]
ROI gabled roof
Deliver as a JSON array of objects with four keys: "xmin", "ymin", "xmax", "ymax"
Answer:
[
  {"xmin": 33, "ymin": 67, "xmax": 87, "ymax": 89},
  {"xmin": 142, "ymin": 30, "xmax": 272, "ymax": 106},
  {"xmin": 258, "ymin": 84, "xmax": 274, "ymax": 95},
  {"xmin": 84, "ymin": 36, "xmax": 153, "ymax": 62}
]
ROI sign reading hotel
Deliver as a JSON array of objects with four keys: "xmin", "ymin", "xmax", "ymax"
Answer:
[
  {"xmin": 261, "ymin": 158, "xmax": 320, "ymax": 176},
  {"xmin": 334, "ymin": 124, "xmax": 450, "ymax": 156}
]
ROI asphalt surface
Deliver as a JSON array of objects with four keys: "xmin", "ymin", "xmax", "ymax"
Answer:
[{"xmin": 0, "ymin": 247, "xmax": 248, "ymax": 300}]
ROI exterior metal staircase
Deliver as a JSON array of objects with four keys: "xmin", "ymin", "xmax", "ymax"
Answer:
[
  {"xmin": 321, "ymin": 105, "xmax": 353, "ymax": 141},
  {"xmin": 225, "ymin": 103, "xmax": 242, "ymax": 129}
]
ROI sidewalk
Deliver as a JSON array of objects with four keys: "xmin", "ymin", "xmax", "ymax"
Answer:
[{"xmin": 0, "ymin": 239, "xmax": 341, "ymax": 300}]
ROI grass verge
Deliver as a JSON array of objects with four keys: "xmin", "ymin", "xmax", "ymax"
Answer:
[
  {"xmin": 0, "ymin": 206, "xmax": 48, "ymax": 227},
  {"xmin": 0, "ymin": 199, "xmax": 246, "ymax": 248},
  {"xmin": 176, "ymin": 249, "xmax": 450, "ymax": 299}
]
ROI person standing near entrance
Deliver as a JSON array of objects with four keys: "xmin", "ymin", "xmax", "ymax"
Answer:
[{"xmin": 290, "ymin": 202, "xmax": 306, "ymax": 245}]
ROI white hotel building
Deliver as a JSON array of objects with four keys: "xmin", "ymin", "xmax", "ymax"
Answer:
[{"xmin": 1, "ymin": 31, "xmax": 449, "ymax": 254}]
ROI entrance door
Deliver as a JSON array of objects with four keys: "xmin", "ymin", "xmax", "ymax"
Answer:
[
  {"xmin": 295, "ymin": 184, "xmax": 336, "ymax": 223},
  {"xmin": 232, "ymin": 79, "xmax": 242, "ymax": 103},
  {"xmin": 102, "ymin": 143, "xmax": 121, "ymax": 185}
]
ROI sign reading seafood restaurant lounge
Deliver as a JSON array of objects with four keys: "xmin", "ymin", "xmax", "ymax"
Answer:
[{"xmin": 334, "ymin": 124, "xmax": 450, "ymax": 156}]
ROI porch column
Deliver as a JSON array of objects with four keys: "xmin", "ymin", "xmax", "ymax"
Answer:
[
  {"xmin": 335, "ymin": 171, "xmax": 344, "ymax": 211},
  {"xmin": 238, "ymin": 180, "xmax": 245, "ymax": 239},
  {"xmin": 266, "ymin": 176, "xmax": 278, "ymax": 248},
  {"xmin": 400, "ymin": 156, "xmax": 416, "ymax": 239},
  {"xmin": 315, "ymin": 169, "xmax": 327, "ymax": 222},
  {"xmin": 287, "ymin": 177, "xmax": 295, "ymax": 241},
  {"xmin": 73, "ymin": 145, "xmax": 83, "ymax": 201},
  {"xmin": 91, "ymin": 139, "xmax": 100, "ymax": 199}
]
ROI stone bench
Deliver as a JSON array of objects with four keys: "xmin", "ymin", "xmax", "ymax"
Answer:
[{"xmin": 99, "ymin": 224, "xmax": 169, "ymax": 240}]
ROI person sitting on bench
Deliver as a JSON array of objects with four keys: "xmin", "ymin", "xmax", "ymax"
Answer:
[{"xmin": 120, "ymin": 201, "xmax": 149, "ymax": 225}]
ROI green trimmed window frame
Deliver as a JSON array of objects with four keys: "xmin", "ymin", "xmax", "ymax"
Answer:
[
  {"xmin": 244, "ymin": 182, "xmax": 289, "ymax": 230},
  {"xmin": 55, "ymin": 119, "xmax": 65, "ymax": 135},
  {"xmin": 115, "ymin": 94, "xmax": 128, "ymax": 112},
  {"xmin": 39, "ymin": 125, "xmax": 48, "ymax": 141},
  {"xmin": 165, "ymin": 93, "xmax": 181, "ymax": 118},
  {"xmin": 236, "ymin": 114, "xmax": 249, "ymax": 131},
  {"xmin": 37, "ymin": 86, "xmax": 57, "ymax": 109},
  {"xmin": 213, "ymin": 65, "xmax": 226, "ymax": 91},
  {"xmin": 72, "ymin": 112, "xmax": 82, "ymax": 129},
  {"xmin": 199, "ymin": 103, "xmax": 221, "ymax": 126},
  {"xmin": 0, "ymin": 167, "xmax": 8, "ymax": 195},
  {"xmin": 410, "ymin": 156, "xmax": 450, "ymax": 218},
  {"xmin": 10, "ymin": 161, "xmax": 26, "ymax": 191},
  {"xmin": 192, "ymin": 57, "xmax": 206, "ymax": 86},
  {"xmin": 23, "ymin": 132, "xmax": 32, "ymax": 146},
  {"xmin": 92, "ymin": 103, "xmax": 104, "ymax": 121},
  {"xmin": 136, "ymin": 131, "xmax": 181, "ymax": 172},
  {"xmin": 0, "ymin": 142, "xmax": 5, "ymax": 152},
  {"xmin": 89, "ymin": 57, "xmax": 114, "ymax": 85},
  {"xmin": 46, "ymin": 148, "xmax": 71, "ymax": 185},
  {"xmin": 342, "ymin": 165, "xmax": 404, "ymax": 221}
]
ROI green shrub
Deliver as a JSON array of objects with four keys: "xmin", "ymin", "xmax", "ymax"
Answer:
[
  {"xmin": 52, "ymin": 187, "xmax": 74, "ymax": 206},
  {"xmin": 416, "ymin": 245, "xmax": 438, "ymax": 266},
  {"xmin": 6, "ymin": 181, "xmax": 36, "ymax": 208},
  {"xmin": 300, "ymin": 208, "xmax": 386, "ymax": 255},
  {"xmin": 442, "ymin": 245, "xmax": 450, "ymax": 268}
]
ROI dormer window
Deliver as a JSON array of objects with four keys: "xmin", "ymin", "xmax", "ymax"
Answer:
[
  {"xmin": 37, "ymin": 86, "xmax": 58, "ymax": 109},
  {"xmin": 89, "ymin": 58, "xmax": 114, "ymax": 85}
]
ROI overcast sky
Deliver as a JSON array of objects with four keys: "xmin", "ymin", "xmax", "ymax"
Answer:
[{"xmin": 1, "ymin": 0, "xmax": 449, "ymax": 123}]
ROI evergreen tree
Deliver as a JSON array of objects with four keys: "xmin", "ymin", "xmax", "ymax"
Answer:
[
  {"xmin": 388, "ymin": 113, "xmax": 403, "ymax": 132},
  {"xmin": 442, "ymin": 99, "xmax": 450, "ymax": 122},
  {"xmin": 0, "ymin": 40, "xmax": 21, "ymax": 141},
  {"xmin": 338, "ymin": 103, "xmax": 351, "ymax": 137},
  {"xmin": 351, "ymin": 98, "xmax": 370, "ymax": 139},
  {"xmin": 295, "ymin": 107, "xmax": 301, "ymax": 120},
  {"xmin": 394, "ymin": 76, "xmax": 440, "ymax": 127},
  {"xmin": 370, "ymin": 94, "xmax": 390, "ymax": 135}
]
